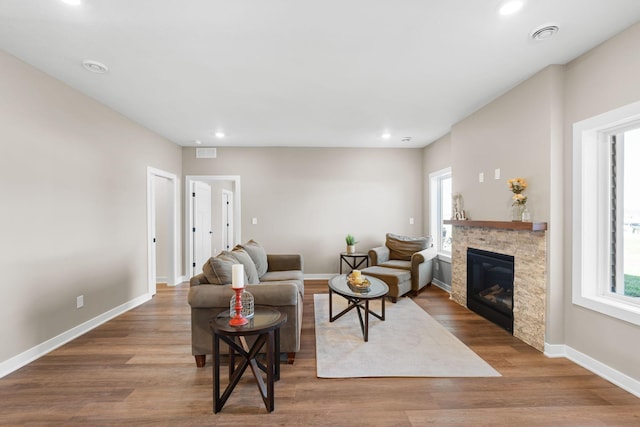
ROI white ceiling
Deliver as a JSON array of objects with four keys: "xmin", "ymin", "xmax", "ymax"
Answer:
[{"xmin": 2, "ymin": 0, "xmax": 640, "ymax": 148}]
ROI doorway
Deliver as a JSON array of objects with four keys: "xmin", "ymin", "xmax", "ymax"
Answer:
[
  {"xmin": 192, "ymin": 181, "xmax": 212, "ymax": 275},
  {"xmin": 185, "ymin": 175, "xmax": 241, "ymax": 277},
  {"xmin": 147, "ymin": 167, "xmax": 180, "ymax": 295}
]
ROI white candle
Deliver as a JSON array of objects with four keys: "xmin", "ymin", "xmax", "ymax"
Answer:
[{"xmin": 232, "ymin": 264, "xmax": 244, "ymax": 289}]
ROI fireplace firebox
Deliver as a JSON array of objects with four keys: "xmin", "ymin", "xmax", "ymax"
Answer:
[{"xmin": 467, "ymin": 247, "xmax": 514, "ymax": 333}]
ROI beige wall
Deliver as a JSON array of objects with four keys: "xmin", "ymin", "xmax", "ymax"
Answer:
[
  {"xmin": 450, "ymin": 66, "xmax": 561, "ymax": 224},
  {"xmin": 0, "ymin": 50, "xmax": 182, "ymax": 365},
  {"xmin": 422, "ymin": 133, "xmax": 452, "ymax": 233},
  {"xmin": 183, "ymin": 147, "xmax": 424, "ymax": 274},
  {"xmin": 563, "ymin": 23, "xmax": 640, "ymax": 380}
]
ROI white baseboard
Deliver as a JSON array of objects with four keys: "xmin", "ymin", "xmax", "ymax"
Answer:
[
  {"xmin": 0, "ymin": 293, "xmax": 152, "ymax": 379},
  {"xmin": 544, "ymin": 342, "xmax": 640, "ymax": 398},
  {"xmin": 304, "ymin": 273, "xmax": 335, "ymax": 280},
  {"xmin": 170, "ymin": 275, "xmax": 187, "ymax": 286},
  {"xmin": 431, "ymin": 278, "xmax": 451, "ymax": 293}
]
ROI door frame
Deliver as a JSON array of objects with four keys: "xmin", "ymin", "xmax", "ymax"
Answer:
[
  {"xmin": 147, "ymin": 167, "xmax": 180, "ymax": 295},
  {"xmin": 221, "ymin": 189, "xmax": 234, "ymax": 251},
  {"xmin": 185, "ymin": 175, "xmax": 241, "ymax": 277}
]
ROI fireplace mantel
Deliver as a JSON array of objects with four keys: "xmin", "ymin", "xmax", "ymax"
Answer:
[{"xmin": 444, "ymin": 220, "xmax": 547, "ymax": 231}]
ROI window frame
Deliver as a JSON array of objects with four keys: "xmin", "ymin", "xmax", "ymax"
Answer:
[
  {"xmin": 572, "ymin": 100, "xmax": 640, "ymax": 326},
  {"xmin": 429, "ymin": 167, "xmax": 452, "ymax": 259}
]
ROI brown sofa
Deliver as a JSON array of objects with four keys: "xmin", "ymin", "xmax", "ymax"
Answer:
[
  {"xmin": 188, "ymin": 240, "xmax": 304, "ymax": 367},
  {"xmin": 363, "ymin": 233, "xmax": 436, "ymax": 301}
]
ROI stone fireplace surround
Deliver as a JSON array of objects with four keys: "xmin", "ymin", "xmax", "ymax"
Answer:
[{"xmin": 445, "ymin": 220, "xmax": 547, "ymax": 351}]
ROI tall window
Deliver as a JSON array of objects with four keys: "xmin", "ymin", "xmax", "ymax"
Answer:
[
  {"xmin": 573, "ymin": 101, "xmax": 640, "ymax": 326},
  {"xmin": 610, "ymin": 128, "xmax": 640, "ymax": 298},
  {"xmin": 430, "ymin": 167, "xmax": 452, "ymax": 256}
]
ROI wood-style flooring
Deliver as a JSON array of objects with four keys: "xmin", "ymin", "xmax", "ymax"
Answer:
[{"xmin": 0, "ymin": 281, "xmax": 639, "ymax": 426}]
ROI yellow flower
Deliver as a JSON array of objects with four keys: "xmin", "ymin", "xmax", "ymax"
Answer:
[
  {"xmin": 507, "ymin": 177, "xmax": 528, "ymax": 194},
  {"xmin": 512, "ymin": 193, "xmax": 527, "ymax": 205}
]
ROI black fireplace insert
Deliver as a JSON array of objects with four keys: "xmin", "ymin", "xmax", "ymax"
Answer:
[{"xmin": 467, "ymin": 247, "xmax": 514, "ymax": 333}]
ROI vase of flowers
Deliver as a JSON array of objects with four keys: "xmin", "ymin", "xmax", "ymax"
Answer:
[{"xmin": 507, "ymin": 177, "xmax": 528, "ymax": 221}]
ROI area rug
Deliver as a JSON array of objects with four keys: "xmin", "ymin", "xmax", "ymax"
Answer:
[{"xmin": 314, "ymin": 293, "xmax": 501, "ymax": 378}]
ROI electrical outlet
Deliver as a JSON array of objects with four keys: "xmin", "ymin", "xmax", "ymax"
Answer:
[
  {"xmin": 494, "ymin": 168, "xmax": 501, "ymax": 180},
  {"xmin": 76, "ymin": 295, "xmax": 84, "ymax": 309},
  {"xmin": 409, "ymin": 217, "xmax": 414, "ymax": 225},
  {"xmin": 252, "ymin": 217, "xmax": 258, "ymax": 225}
]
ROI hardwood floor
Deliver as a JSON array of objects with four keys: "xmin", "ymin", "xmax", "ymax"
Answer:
[{"xmin": 1, "ymin": 281, "xmax": 639, "ymax": 426}]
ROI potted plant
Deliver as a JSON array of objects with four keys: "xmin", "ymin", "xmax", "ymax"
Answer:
[{"xmin": 345, "ymin": 234, "xmax": 358, "ymax": 254}]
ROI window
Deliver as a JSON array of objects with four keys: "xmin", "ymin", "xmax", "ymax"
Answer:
[
  {"xmin": 611, "ymin": 129, "xmax": 640, "ymax": 298},
  {"xmin": 429, "ymin": 167, "xmax": 452, "ymax": 256},
  {"xmin": 573, "ymin": 101, "xmax": 640, "ymax": 326}
]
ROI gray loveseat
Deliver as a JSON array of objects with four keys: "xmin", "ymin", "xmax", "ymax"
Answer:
[{"xmin": 188, "ymin": 240, "xmax": 304, "ymax": 367}]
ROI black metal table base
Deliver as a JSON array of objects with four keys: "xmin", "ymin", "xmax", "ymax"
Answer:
[
  {"xmin": 339, "ymin": 253, "xmax": 369, "ymax": 274},
  {"xmin": 329, "ymin": 289, "xmax": 385, "ymax": 342},
  {"xmin": 213, "ymin": 327, "xmax": 280, "ymax": 413}
]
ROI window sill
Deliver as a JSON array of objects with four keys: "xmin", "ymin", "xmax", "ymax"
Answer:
[
  {"xmin": 573, "ymin": 293, "xmax": 640, "ymax": 327},
  {"xmin": 437, "ymin": 253, "xmax": 451, "ymax": 263}
]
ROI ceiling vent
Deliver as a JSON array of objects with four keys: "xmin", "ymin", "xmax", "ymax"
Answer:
[
  {"xmin": 530, "ymin": 25, "xmax": 559, "ymax": 41},
  {"xmin": 82, "ymin": 60, "xmax": 109, "ymax": 74},
  {"xmin": 196, "ymin": 147, "xmax": 217, "ymax": 159}
]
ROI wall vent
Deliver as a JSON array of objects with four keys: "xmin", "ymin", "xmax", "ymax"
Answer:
[{"xmin": 196, "ymin": 147, "xmax": 217, "ymax": 159}]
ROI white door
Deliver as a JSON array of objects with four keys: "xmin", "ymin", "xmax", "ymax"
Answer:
[
  {"xmin": 222, "ymin": 189, "xmax": 234, "ymax": 251},
  {"xmin": 193, "ymin": 181, "xmax": 212, "ymax": 275}
]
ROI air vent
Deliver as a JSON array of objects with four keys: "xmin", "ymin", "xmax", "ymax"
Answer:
[
  {"xmin": 196, "ymin": 147, "xmax": 217, "ymax": 159},
  {"xmin": 82, "ymin": 60, "xmax": 109, "ymax": 74},
  {"xmin": 530, "ymin": 25, "xmax": 559, "ymax": 41}
]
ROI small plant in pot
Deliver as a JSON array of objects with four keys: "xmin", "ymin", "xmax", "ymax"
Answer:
[{"xmin": 345, "ymin": 234, "xmax": 358, "ymax": 254}]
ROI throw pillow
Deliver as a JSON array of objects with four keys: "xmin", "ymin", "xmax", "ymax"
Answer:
[
  {"xmin": 230, "ymin": 248, "xmax": 260, "ymax": 284},
  {"xmin": 238, "ymin": 240, "xmax": 268, "ymax": 277},
  {"xmin": 386, "ymin": 233, "xmax": 431, "ymax": 261},
  {"xmin": 202, "ymin": 252, "xmax": 243, "ymax": 285}
]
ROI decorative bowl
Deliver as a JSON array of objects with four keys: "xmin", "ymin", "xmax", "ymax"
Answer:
[{"xmin": 347, "ymin": 274, "xmax": 370, "ymax": 291}]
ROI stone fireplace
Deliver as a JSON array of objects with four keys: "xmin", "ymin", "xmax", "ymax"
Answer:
[{"xmin": 446, "ymin": 220, "xmax": 547, "ymax": 351}]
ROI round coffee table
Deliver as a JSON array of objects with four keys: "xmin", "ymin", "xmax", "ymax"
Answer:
[{"xmin": 327, "ymin": 274, "xmax": 389, "ymax": 342}]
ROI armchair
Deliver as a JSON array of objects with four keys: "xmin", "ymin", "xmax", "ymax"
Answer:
[{"xmin": 366, "ymin": 233, "xmax": 437, "ymax": 299}]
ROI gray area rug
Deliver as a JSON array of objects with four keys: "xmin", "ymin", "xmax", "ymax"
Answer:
[{"xmin": 314, "ymin": 293, "xmax": 501, "ymax": 378}]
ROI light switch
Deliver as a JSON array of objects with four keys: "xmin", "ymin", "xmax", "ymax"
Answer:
[
  {"xmin": 409, "ymin": 217, "xmax": 414, "ymax": 225},
  {"xmin": 479, "ymin": 172, "xmax": 484, "ymax": 183},
  {"xmin": 494, "ymin": 168, "xmax": 501, "ymax": 180},
  {"xmin": 252, "ymin": 218, "xmax": 258, "ymax": 225}
]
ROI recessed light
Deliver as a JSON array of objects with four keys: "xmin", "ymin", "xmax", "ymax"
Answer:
[
  {"xmin": 194, "ymin": 140, "xmax": 202, "ymax": 145},
  {"xmin": 498, "ymin": 0, "xmax": 524, "ymax": 16},
  {"xmin": 381, "ymin": 132, "xmax": 391, "ymax": 139},
  {"xmin": 215, "ymin": 131, "xmax": 225, "ymax": 139},
  {"xmin": 82, "ymin": 60, "xmax": 109, "ymax": 74},
  {"xmin": 530, "ymin": 24, "xmax": 559, "ymax": 41},
  {"xmin": 60, "ymin": 0, "xmax": 82, "ymax": 6}
]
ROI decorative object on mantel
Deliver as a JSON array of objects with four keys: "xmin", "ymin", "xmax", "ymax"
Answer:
[
  {"xmin": 452, "ymin": 193, "xmax": 467, "ymax": 220},
  {"xmin": 507, "ymin": 177, "xmax": 528, "ymax": 221},
  {"xmin": 345, "ymin": 234, "xmax": 358, "ymax": 254}
]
